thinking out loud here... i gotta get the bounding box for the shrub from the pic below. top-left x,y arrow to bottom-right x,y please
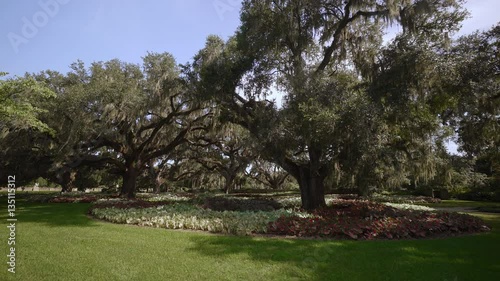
457,191 -> 495,201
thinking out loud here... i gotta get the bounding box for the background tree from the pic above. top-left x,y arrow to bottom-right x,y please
248,158 -> 290,190
0,73 -> 55,136
0,73 -> 61,186
46,53 -> 213,198
189,123 -> 255,193
445,23 -> 500,192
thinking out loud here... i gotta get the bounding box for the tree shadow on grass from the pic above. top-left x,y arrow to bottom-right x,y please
0,201 -> 97,227
188,222 -> 500,281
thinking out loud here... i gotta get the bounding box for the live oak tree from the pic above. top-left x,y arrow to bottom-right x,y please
445,23 -> 500,189
248,158 -> 290,190
451,24 -> 499,153
190,0 -> 466,209
28,68 -> 97,191
52,53 -> 212,198
368,38 -> 452,191
189,123 -> 255,193
159,156 -> 228,191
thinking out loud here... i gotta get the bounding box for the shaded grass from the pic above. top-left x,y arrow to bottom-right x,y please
189,212 -> 500,281
0,201 -> 499,280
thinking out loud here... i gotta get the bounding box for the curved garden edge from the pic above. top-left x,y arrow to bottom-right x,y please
86,198 -> 492,241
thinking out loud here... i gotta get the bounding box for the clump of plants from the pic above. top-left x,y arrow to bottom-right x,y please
89,199 -> 175,212
202,197 -> 282,212
274,195 -> 342,208
369,194 -> 441,204
50,195 -> 101,203
267,200 -> 490,239
140,193 -> 194,202
25,193 -> 112,203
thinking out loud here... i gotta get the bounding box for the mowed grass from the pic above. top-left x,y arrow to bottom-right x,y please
422,200 -> 500,209
0,201 -> 499,281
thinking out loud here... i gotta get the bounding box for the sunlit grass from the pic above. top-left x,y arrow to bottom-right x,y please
0,201 -> 499,281
422,200 -> 500,209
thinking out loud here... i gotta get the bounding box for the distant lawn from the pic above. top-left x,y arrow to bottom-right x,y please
421,199 -> 500,209
1,201 -> 499,281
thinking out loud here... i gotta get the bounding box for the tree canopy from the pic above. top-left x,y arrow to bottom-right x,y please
188,0 -> 469,209
1,1 -> 497,208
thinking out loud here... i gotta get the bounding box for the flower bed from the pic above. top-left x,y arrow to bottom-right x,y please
25,193 -> 116,203
202,197 -> 282,212
274,195 -> 341,208
49,195 -> 101,203
90,203 -> 300,235
89,199 -> 490,240
369,194 -> 441,204
268,200 -> 489,239
383,202 -> 436,211
140,193 -> 193,202
89,199 -> 175,212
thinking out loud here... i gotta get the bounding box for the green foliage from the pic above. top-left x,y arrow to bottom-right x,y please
0,73 -> 56,136
2,1 -> 494,211
248,158 -> 291,190
443,24 -> 500,198
189,0 -> 469,209
447,23 -> 500,156
26,53 -> 214,197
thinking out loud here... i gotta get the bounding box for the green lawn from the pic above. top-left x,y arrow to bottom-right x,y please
422,200 -> 500,209
1,201 -> 499,281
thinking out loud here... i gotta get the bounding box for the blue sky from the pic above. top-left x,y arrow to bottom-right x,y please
1,0 -> 242,77
1,0 -> 498,77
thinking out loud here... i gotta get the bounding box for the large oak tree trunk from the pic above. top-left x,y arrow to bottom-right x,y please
294,166 -> 326,210
153,174 -> 162,193
121,162 -> 140,199
280,147 -> 326,210
60,170 -> 76,193
148,165 -> 163,194
223,174 -> 236,194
